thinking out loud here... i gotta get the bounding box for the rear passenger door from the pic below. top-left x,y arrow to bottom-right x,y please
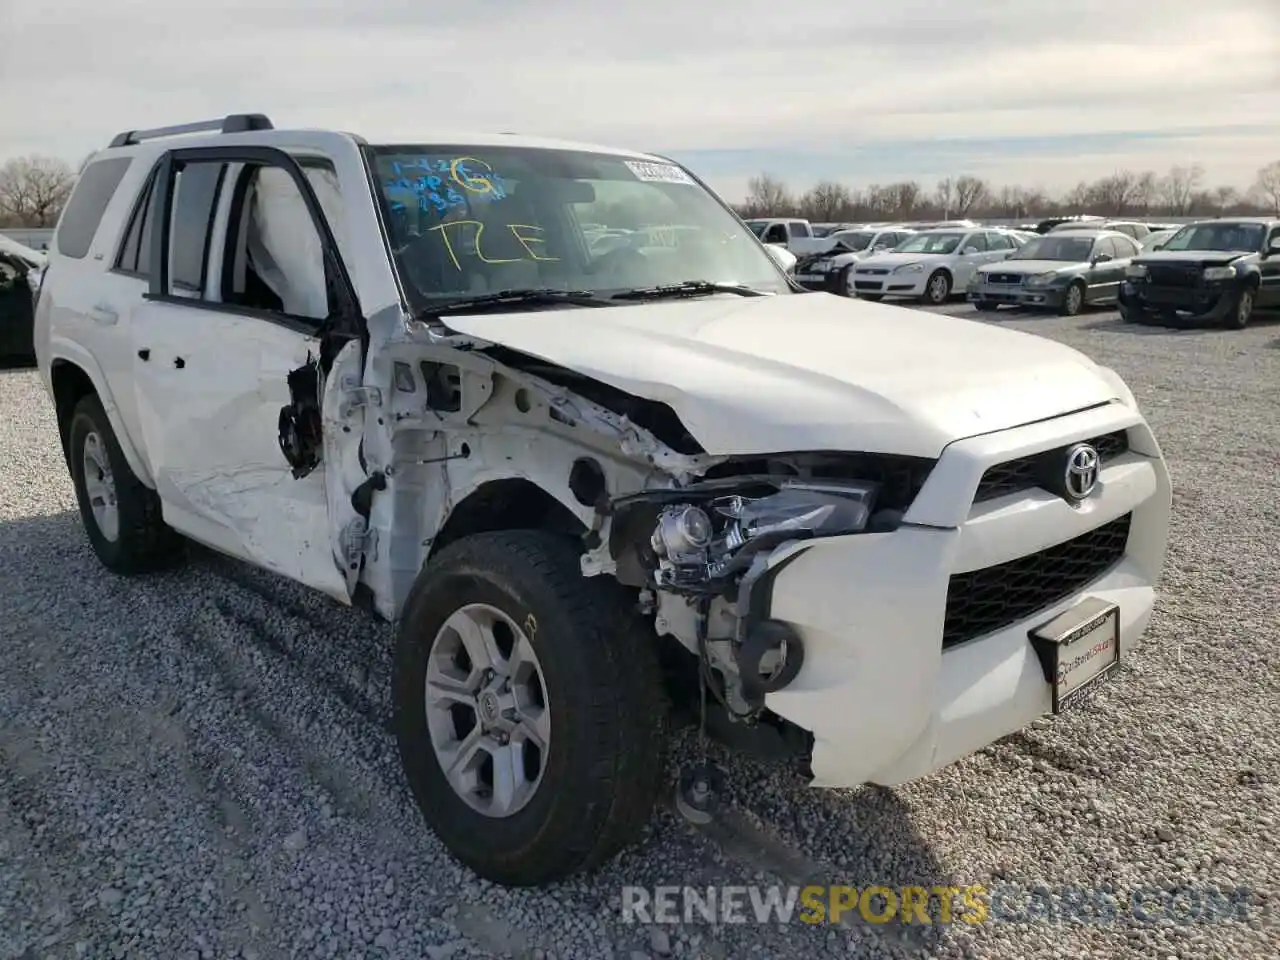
129,146 -> 364,601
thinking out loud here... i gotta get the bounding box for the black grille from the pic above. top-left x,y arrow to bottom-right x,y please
860,268 -> 891,276
942,513 -> 1132,649
974,431 -> 1129,504
985,273 -> 1024,285
1146,264 -> 1201,289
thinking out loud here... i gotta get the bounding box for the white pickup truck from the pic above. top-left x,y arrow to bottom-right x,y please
36,114 -> 1171,889
742,217 -> 834,257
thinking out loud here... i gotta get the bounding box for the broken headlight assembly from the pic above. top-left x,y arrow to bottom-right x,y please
648,481 -> 879,591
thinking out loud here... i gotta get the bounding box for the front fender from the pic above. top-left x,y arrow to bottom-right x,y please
47,337 -> 155,488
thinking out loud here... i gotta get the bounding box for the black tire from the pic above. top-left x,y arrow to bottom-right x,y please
67,394 -> 182,574
1059,280 -> 1086,317
835,265 -> 855,298
393,530 -> 667,886
859,293 -> 883,302
975,301 -> 999,313
922,270 -> 952,305
1228,284 -> 1256,329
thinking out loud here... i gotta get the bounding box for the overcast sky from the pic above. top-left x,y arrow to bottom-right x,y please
2,0 -> 1278,200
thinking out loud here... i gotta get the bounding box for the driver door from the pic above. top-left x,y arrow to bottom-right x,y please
1261,226 -> 1280,308
128,146 -> 365,602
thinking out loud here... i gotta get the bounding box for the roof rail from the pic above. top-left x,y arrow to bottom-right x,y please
108,113 -> 274,148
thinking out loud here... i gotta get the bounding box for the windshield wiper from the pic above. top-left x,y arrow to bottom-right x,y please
415,288 -> 611,320
611,280 -> 767,301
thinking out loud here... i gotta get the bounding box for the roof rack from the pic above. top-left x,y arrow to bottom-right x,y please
108,113 -> 274,148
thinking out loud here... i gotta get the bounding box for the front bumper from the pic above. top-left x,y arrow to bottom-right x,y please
794,271 -> 844,294
852,270 -> 928,297
757,402 -> 1171,788
968,282 -> 1066,309
1118,280 -> 1235,324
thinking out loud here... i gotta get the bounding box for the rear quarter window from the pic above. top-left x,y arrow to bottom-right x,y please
55,157 -> 133,260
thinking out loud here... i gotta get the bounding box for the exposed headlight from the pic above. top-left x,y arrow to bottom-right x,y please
647,481 -> 879,588
1024,272 -> 1059,287
1126,264 -> 1148,278
1204,265 -> 1236,281
893,263 -> 924,274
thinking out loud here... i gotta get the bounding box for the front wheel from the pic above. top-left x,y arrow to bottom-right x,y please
1059,280 -> 1086,316
1228,285 -> 1255,329
836,265 -> 855,297
922,270 -> 952,305
975,301 -> 999,313
393,530 -> 667,886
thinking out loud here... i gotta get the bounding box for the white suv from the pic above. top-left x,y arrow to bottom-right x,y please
35,114 -> 1172,887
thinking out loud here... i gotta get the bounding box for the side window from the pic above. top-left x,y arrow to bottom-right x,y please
1115,237 -> 1139,259
986,232 -> 1012,250
789,222 -> 811,238
55,157 -> 132,260
220,162 -> 337,322
114,171 -> 158,277
763,224 -> 787,244
963,233 -> 988,252
1266,227 -> 1280,250
1095,237 -> 1118,259
168,162 -> 227,294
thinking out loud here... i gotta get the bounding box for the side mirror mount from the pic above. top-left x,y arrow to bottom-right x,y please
960,246 -> 979,256
1092,253 -> 1114,264
1151,243 -> 1165,251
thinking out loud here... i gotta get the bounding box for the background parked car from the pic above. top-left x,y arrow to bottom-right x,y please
1050,219 -> 1151,241
851,227 -> 1019,304
967,229 -> 1142,316
0,234 -> 45,362
792,226 -> 918,294
1140,228 -> 1178,251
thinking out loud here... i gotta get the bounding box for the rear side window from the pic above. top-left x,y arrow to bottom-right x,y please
55,157 -> 132,260
115,171 -> 159,277
168,163 -> 228,292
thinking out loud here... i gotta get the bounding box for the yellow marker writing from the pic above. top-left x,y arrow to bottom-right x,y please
508,224 -> 560,262
450,157 -> 495,195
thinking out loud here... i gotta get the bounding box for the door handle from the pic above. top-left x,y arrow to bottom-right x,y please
137,349 -> 150,361
89,305 -> 117,325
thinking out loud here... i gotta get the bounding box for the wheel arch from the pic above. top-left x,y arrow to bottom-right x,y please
428,476 -> 590,563
48,350 -> 154,487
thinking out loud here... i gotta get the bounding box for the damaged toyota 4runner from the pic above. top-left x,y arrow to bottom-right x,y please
36,115 -> 1172,887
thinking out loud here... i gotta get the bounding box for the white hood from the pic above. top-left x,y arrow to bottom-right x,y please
442,294 -> 1121,459
856,251 -> 952,269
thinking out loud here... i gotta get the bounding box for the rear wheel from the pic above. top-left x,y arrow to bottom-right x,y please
393,530 -> 667,886
68,395 -> 182,574
923,270 -> 952,305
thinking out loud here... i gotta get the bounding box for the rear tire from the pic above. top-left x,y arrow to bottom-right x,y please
68,395 -> 183,574
393,530 -> 667,886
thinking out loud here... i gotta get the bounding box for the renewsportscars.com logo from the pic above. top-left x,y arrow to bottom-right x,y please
621,884 -> 1264,927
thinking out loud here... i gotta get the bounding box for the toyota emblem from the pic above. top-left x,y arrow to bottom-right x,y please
1062,443 -> 1100,501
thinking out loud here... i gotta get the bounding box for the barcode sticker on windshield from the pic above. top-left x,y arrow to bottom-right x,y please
625,161 -> 695,185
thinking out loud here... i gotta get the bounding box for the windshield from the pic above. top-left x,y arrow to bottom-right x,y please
1159,222 -> 1264,253
1010,236 -> 1095,261
832,231 -> 876,251
893,232 -> 966,254
366,146 -> 790,312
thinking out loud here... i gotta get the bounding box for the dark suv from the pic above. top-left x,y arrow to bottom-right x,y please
1118,219 -> 1280,328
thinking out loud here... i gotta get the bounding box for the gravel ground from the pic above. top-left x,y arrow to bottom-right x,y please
1,303 -> 1278,960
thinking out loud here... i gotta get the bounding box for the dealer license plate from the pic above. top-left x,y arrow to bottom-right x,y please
1028,597 -> 1120,714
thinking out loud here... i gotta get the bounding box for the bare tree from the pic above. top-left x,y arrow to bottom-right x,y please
743,173 -> 793,217
952,175 -> 989,216
1131,171 -> 1158,212
1090,171 -> 1142,215
0,155 -> 76,227
1157,164 -> 1205,215
885,181 -> 922,219
1253,161 -> 1280,215
1062,181 -> 1092,212
1211,186 -> 1239,214
802,181 -> 853,221
934,178 -> 954,217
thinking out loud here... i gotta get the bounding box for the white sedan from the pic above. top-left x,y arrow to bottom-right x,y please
792,227 -> 917,295
851,228 -> 1021,305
